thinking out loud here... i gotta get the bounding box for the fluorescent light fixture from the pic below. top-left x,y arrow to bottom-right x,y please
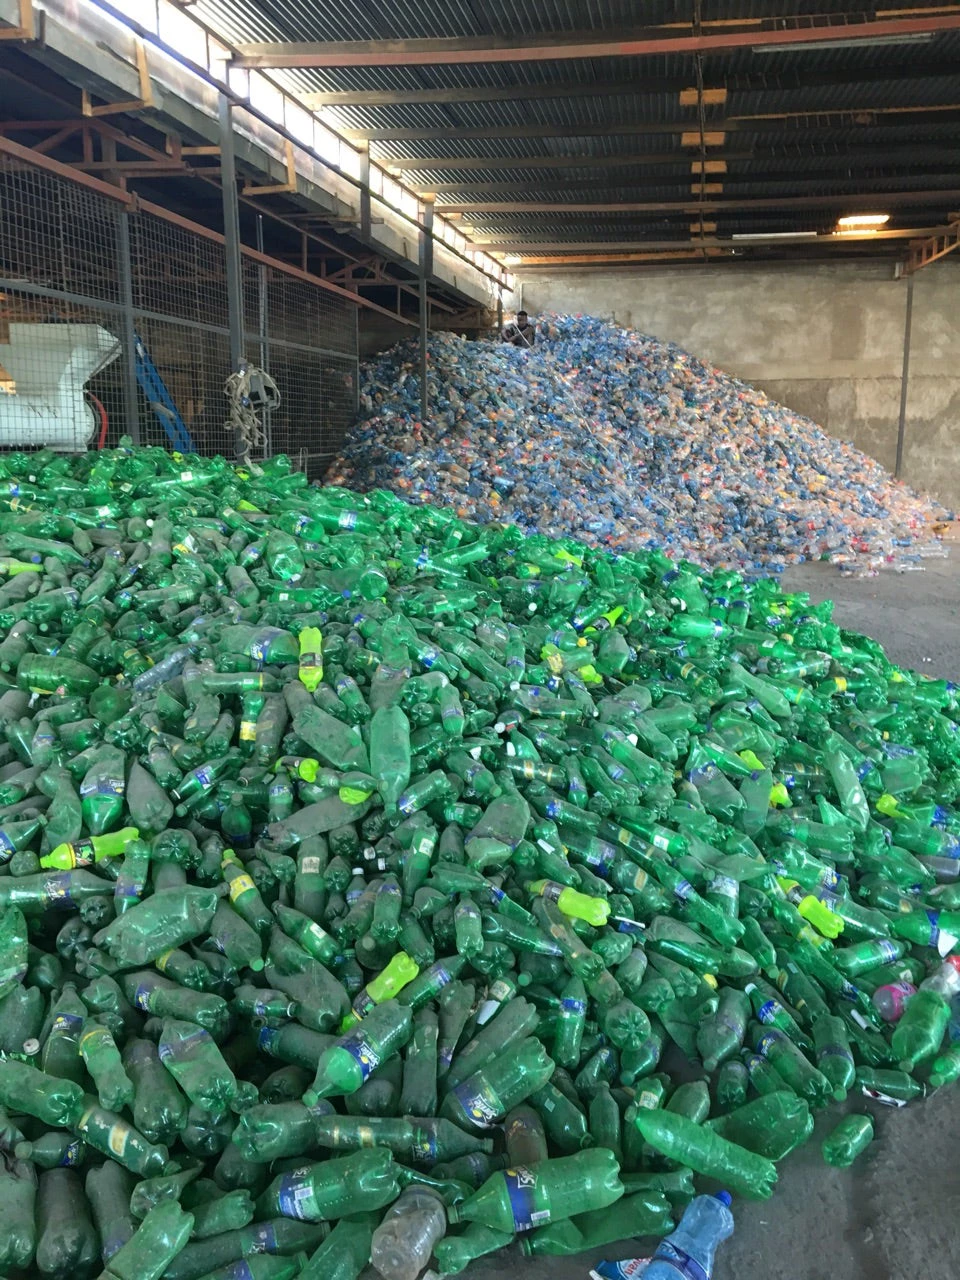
730,231 -> 819,241
751,31 -> 933,53
837,213 -> 890,227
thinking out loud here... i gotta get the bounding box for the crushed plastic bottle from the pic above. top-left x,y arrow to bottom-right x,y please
327,316 -> 947,573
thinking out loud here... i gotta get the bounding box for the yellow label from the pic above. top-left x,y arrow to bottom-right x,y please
155,949 -> 174,972
834,676 -> 847,692
239,721 -> 257,741
703,973 -> 718,989
108,1124 -> 129,1158
229,873 -> 256,902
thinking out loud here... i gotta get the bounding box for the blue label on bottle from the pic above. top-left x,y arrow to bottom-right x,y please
338,510 -> 358,530
673,879 -> 693,902
275,1173 -> 316,1221
412,1132 -> 438,1162
926,910 -> 941,947
59,1139 -> 84,1167
0,831 -> 15,856
257,1025 -> 281,1056
878,940 -> 901,963
246,1222 -> 278,1255
503,1166 -> 547,1232
42,874 -> 75,908
756,1031 -> 780,1059
756,999 -> 782,1025
52,1012 -> 83,1034
338,1030 -> 381,1081
451,1077 -> 502,1129
650,1242 -> 711,1280
818,1042 -> 854,1067
561,996 -> 586,1016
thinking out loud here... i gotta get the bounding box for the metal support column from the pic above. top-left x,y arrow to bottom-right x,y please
419,196 -> 434,426
895,273 -> 914,478
219,94 -> 246,457
117,210 -> 141,445
358,143 -> 371,241
496,288 -> 503,339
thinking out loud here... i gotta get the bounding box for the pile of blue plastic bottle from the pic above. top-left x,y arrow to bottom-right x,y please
327,314 -> 945,574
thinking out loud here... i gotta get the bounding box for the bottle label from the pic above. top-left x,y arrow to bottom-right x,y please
488,978 -> 512,1002
650,1242 -> 711,1280
300,856 -> 322,876
561,996 -> 586,1016
133,984 -> 154,1012
450,1077 -> 503,1129
673,879 -> 693,902
756,999 -> 783,1025
0,832 -> 14,857
338,1030 -> 382,1081
710,875 -> 738,900
107,1124 -> 129,1158
239,720 -> 257,741
229,873 -> 257,902
878,940 -> 901,963
59,1139 -> 84,1167
257,1025 -> 281,1056
818,1042 -> 854,1066
756,1031 -> 780,1059
158,1027 -> 210,1064
412,1131 -> 438,1162
503,1166 -> 549,1232
80,777 -> 124,797
275,1173 -> 319,1221
51,1012 -> 83,1035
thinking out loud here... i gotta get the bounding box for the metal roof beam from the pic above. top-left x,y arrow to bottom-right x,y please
436,190 -> 960,215
423,155 -> 960,194
476,228 -> 947,252
233,14 -> 960,68
302,61 -> 960,108
356,104 -> 960,142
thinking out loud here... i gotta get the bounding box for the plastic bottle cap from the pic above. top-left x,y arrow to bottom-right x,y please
715,1191 -> 733,1206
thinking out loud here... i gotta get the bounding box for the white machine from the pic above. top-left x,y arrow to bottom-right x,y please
0,322 -> 121,449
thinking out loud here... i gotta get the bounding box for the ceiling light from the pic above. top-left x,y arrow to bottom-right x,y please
837,213 -> 890,227
730,231 -> 819,241
751,32 -> 933,53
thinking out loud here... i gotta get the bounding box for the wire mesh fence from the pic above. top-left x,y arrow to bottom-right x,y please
0,153 -> 359,467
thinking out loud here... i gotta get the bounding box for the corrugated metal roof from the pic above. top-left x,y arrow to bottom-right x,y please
189,0 -> 960,260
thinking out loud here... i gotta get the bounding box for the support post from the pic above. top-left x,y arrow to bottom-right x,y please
219,94 -> 246,460
117,210 -> 140,446
496,289 -> 503,339
419,196 -> 434,427
895,273 -> 914,478
358,142 -> 371,240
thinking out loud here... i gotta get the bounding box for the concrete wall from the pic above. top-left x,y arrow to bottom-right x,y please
521,260 -> 960,509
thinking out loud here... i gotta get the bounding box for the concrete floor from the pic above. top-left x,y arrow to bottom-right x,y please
468,556 -> 960,1280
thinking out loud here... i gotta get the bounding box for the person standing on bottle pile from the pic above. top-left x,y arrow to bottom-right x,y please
502,310 -> 536,348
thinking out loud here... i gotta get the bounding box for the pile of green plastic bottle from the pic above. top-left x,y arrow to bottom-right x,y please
0,440 -> 957,1279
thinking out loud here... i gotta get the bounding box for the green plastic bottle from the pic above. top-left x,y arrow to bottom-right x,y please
634,1107 -> 777,1200
256,1148 -> 399,1222
447,1148 -> 622,1233
822,1113 -> 874,1167
304,1001 -> 413,1102
441,1037 -> 555,1133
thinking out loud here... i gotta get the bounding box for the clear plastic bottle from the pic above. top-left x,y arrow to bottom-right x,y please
643,1192 -> 734,1280
370,1185 -> 447,1280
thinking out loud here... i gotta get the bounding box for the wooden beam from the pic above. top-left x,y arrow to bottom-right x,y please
906,220 -> 960,272
232,14 -> 960,68
0,0 -> 33,42
242,139 -> 297,195
82,39 -> 155,117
